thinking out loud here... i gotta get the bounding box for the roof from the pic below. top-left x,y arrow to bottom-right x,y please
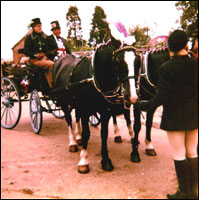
12,29 -> 33,50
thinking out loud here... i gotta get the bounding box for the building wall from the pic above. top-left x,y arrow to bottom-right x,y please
12,30 -> 32,64
12,40 -> 25,64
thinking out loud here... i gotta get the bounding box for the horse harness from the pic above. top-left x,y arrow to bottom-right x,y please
52,44 -> 157,108
62,43 -> 138,108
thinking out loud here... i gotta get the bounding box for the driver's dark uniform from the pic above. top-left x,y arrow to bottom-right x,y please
24,31 -> 54,88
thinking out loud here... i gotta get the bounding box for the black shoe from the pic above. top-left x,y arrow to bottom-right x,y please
187,157 -> 198,199
167,160 -> 189,199
167,190 -> 189,199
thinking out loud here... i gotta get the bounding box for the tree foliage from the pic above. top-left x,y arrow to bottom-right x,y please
88,6 -> 110,47
175,1 -> 198,39
129,25 -> 151,47
66,6 -> 83,47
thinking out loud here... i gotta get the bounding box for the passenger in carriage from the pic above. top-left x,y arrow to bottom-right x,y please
136,30 -> 198,199
24,18 -> 54,88
46,20 -> 71,61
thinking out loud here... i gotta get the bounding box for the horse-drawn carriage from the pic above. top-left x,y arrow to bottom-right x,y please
1,50 -> 65,134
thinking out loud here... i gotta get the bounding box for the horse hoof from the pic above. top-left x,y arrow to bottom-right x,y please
145,149 -> 157,156
69,145 -> 78,152
114,136 -> 122,143
101,159 -> 114,171
76,139 -> 83,146
130,152 -> 141,163
78,165 -> 90,174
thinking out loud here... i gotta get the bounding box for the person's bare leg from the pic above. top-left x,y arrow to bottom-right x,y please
185,129 -> 198,158
185,129 -> 198,199
167,131 -> 189,199
167,131 -> 186,160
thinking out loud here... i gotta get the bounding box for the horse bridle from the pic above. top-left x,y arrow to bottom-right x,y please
112,45 -> 138,82
90,44 -> 138,108
112,45 -> 140,109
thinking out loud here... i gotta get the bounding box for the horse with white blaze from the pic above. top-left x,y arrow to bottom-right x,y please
52,21 -> 138,173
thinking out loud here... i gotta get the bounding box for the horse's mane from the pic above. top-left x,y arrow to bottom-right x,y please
94,42 -> 120,92
147,46 -> 170,85
148,46 -> 169,55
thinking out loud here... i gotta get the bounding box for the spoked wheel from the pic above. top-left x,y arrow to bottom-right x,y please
89,112 -> 101,127
45,100 -> 65,119
30,90 -> 42,134
1,77 -> 22,129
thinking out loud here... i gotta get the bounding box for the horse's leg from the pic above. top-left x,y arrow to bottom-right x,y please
112,114 -> 122,143
131,107 -> 141,162
101,112 -> 113,170
145,109 -> 157,156
101,112 -> 113,171
78,114 -> 90,174
75,109 -> 83,146
124,108 -> 134,139
63,108 -> 78,153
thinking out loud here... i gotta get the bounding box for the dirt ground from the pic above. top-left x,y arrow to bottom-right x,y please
1,101 -> 178,199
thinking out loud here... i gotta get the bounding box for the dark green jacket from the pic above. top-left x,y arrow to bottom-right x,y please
138,55 -> 198,131
24,31 -> 49,59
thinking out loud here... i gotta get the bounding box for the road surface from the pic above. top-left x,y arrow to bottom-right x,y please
1,101 -> 178,199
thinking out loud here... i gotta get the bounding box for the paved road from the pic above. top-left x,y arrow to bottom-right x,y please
1,102 -> 177,199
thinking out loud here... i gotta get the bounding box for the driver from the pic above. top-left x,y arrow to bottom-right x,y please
46,20 -> 71,61
24,18 -> 54,88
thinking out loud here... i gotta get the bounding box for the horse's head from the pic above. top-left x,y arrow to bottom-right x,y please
94,36 -> 138,105
111,38 -> 139,104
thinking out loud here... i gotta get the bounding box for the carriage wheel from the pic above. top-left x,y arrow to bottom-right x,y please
1,77 -> 22,129
45,100 -> 65,119
89,112 -> 101,127
30,90 -> 42,134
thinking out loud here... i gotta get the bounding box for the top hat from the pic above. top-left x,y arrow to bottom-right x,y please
168,30 -> 188,52
30,18 -> 42,27
51,21 -> 61,31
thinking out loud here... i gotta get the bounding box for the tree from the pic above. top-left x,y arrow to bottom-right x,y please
175,1 -> 198,39
129,25 -> 151,47
66,6 -> 83,48
66,38 -> 88,52
88,6 -> 110,47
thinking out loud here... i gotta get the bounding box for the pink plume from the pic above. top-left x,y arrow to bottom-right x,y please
114,22 -> 128,37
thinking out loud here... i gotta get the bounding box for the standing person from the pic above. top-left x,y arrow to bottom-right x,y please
135,30 -> 198,199
24,18 -> 54,88
46,20 -> 71,61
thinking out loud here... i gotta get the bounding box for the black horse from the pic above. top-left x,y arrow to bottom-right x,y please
111,47 -> 171,162
53,36 -> 138,173
110,53 -> 142,143
131,47 -> 170,162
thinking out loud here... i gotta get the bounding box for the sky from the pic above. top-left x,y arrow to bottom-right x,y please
1,1 -> 182,59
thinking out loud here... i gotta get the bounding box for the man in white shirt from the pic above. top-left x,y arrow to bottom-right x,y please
46,20 -> 71,61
